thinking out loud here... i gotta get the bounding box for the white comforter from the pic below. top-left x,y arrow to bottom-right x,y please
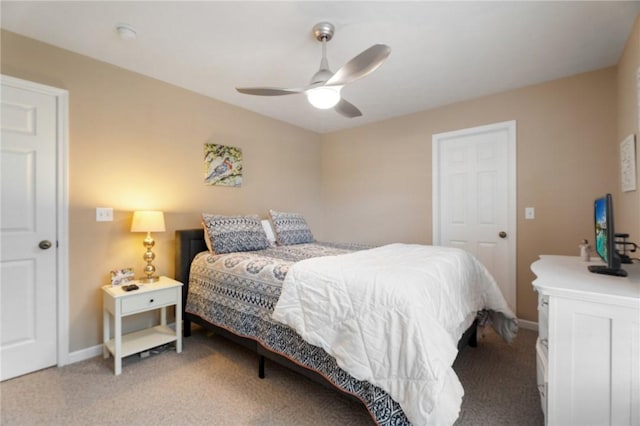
271,243 -> 517,425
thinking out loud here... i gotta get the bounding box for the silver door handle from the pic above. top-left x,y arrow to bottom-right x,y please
499,231 -> 507,239
39,240 -> 52,250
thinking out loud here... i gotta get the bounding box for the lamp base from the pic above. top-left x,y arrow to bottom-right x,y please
137,276 -> 159,283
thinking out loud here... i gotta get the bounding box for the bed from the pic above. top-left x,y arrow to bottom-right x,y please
175,213 -> 517,425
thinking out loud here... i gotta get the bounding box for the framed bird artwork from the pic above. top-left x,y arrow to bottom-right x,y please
204,143 -> 243,187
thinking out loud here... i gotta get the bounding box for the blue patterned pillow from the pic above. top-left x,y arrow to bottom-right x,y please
269,210 -> 315,245
202,214 -> 270,254
201,221 -> 214,254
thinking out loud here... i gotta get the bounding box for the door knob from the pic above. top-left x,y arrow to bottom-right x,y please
498,231 -> 507,239
39,240 -> 52,250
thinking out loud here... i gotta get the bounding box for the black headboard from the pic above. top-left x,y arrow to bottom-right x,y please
174,229 -> 207,312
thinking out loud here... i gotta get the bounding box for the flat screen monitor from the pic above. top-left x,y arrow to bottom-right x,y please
588,193 -> 627,277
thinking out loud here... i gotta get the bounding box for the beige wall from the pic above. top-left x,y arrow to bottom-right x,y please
616,16 -> 640,239
321,68 -> 619,322
1,30 -> 323,352
2,18 -> 638,353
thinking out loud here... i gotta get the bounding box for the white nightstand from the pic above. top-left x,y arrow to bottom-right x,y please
102,276 -> 183,375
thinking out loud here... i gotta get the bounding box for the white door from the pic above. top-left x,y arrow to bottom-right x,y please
1,79 -> 59,380
432,121 -> 516,312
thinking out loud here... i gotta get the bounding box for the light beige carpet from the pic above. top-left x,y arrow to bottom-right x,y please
1,326 -> 543,425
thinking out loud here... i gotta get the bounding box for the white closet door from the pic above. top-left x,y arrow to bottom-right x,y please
433,121 -> 517,312
1,80 -> 59,380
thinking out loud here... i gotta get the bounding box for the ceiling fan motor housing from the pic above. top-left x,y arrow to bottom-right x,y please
312,22 -> 334,42
310,22 -> 336,84
310,68 -> 333,85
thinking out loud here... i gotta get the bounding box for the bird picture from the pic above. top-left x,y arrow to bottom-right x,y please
204,143 -> 243,187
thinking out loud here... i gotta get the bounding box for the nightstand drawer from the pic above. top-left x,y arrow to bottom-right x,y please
121,288 -> 177,314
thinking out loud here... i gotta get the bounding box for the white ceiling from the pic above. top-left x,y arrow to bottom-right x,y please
2,1 -> 639,134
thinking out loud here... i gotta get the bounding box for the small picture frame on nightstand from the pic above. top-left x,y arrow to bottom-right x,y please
110,268 -> 135,286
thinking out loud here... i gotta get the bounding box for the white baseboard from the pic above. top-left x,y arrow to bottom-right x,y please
66,344 -> 103,365
518,318 -> 538,331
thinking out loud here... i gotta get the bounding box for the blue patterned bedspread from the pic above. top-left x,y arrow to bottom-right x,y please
185,242 -> 410,425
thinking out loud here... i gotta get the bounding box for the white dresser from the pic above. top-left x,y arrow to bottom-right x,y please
531,255 -> 640,426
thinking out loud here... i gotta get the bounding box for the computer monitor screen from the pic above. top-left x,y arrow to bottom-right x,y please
594,196 -> 608,262
589,193 -> 626,277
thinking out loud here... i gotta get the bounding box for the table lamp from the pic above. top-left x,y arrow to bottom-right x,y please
130,210 -> 165,283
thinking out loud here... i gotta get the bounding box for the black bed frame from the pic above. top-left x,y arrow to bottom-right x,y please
174,229 -> 477,401
175,229 -> 361,390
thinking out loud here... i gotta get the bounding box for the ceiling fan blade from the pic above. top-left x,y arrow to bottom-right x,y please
326,44 -> 391,86
334,98 -> 362,118
235,87 -> 303,96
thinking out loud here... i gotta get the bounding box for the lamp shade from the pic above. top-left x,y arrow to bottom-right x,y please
306,86 -> 341,109
131,210 -> 165,233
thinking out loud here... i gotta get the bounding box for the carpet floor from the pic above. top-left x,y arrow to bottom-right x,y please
1,326 -> 543,425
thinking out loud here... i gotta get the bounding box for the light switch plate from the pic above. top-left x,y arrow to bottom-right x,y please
525,207 -> 535,220
96,207 -> 114,222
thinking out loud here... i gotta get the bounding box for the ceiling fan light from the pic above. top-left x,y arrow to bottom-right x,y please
306,86 -> 341,109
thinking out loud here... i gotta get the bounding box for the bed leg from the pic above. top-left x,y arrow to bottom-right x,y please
258,355 -> 265,379
469,325 -> 478,348
183,319 -> 192,337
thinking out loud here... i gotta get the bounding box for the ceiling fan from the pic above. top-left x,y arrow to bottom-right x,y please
236,22 -> 391,118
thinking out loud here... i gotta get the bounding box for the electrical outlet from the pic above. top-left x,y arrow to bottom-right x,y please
96,207 -> 114,222
525,207 -> 535,220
